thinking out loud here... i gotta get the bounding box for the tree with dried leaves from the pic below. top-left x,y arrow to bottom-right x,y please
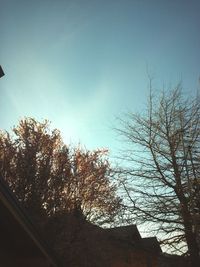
116,85 -> 200,266
0,118 -> 121,226
65,148 -> 121,225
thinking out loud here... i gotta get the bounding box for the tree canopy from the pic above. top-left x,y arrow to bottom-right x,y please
0,118 -> 121,226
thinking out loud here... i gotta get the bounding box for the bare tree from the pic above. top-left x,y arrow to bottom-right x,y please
116,85 -> 200,266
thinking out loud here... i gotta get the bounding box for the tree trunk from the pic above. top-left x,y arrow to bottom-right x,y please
182,210 -> 200,267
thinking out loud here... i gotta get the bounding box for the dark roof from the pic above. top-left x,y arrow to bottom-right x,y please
104,225 -> 141,245
103,225 -> 162,254
0,175 -> 60,266
141,237 -> 162,253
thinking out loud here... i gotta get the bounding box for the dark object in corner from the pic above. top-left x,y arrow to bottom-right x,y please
0,65 -> 5,78
0,174 -> 60,267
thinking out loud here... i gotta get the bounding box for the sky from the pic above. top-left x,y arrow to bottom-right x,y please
1,0 -> 200,157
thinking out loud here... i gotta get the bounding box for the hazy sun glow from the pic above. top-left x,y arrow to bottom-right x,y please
1,0 -> 200,154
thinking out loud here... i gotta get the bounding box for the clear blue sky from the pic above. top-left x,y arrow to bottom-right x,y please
1,0 -> 200,155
